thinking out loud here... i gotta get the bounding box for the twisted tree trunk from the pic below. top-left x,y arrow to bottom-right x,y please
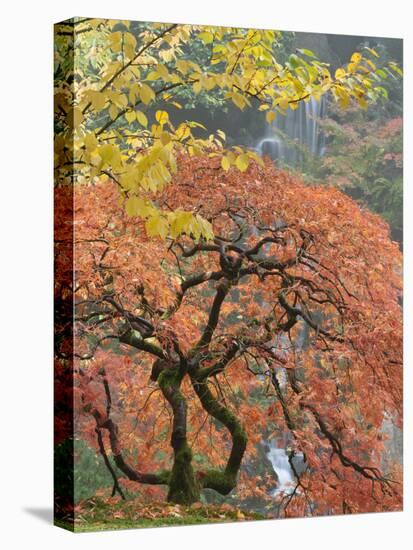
190,372 -> 248,494
158,364 -> 200,504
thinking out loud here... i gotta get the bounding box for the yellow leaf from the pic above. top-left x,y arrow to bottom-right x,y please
84,133 -> 98,152
176,124 -> 191,141
350,52 -> 362,63
124,43 -> 135,59
176,60 -> 189,75
155,110 -> 169,125
196,215 -> 214,241
266,111 -> 276,124
235,153 -> 249,172
90,91 -> 106,111
170,210 -> 193,237
128,83 -> 141,103
156,64 -> 169,79
98,144 -> 121,168
198,31 -> 213,44
335,68 -> 346,80
125,196 -> 152,217
146,214 -> 169,239
221,156 -> 231,171
109,104 -> 118,120
278,97 -> 289,110
108,31 -> 122,53
136,111 -> 148,127
158,162 -> 171,184
98,144 -> 113,163
125,196 -> 139,217
146,71 -> 160,81
232,92 -> 247,110
365,47 -> 379,58
140,84 -> 155,105
73,107 -> 84,128
124,32 -> 137,50
193,81 -> 202,94
160,131 -> 171,145
125,111 -> 135,123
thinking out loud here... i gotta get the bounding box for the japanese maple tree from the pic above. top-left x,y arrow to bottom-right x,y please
55,154 -> 402,516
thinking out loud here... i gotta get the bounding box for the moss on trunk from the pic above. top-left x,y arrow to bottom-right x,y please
191,375 -> 247,494
158,364 -> 200,504
167,444 -> 201,504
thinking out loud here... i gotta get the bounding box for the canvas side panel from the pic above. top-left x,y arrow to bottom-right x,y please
54,18 -> 76,532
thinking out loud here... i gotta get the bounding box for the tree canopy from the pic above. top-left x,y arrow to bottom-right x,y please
55,154 -> 402,516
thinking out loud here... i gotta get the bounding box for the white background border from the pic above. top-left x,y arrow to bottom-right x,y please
0,1 -> 411,548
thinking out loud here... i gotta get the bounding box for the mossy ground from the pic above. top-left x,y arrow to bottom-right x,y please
55,497 -> 266,532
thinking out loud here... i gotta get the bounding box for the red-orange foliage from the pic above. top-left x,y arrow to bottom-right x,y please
55,154 -> 402,517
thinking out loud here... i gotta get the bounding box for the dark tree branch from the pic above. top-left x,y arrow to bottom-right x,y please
95,427 -> 126,500
306,404 -> 396,490
119,330 -> 166,359
166,270 -> 224,316
196,340 -> 240,380
102,296 -> 154,337
193,280 -> 231,353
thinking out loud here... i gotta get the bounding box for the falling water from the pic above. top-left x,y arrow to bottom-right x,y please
267,445 -> 295,496
256,96 -> 326,166
267,442 -> 307,496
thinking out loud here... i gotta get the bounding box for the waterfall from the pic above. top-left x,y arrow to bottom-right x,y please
267,445 -> 295,496
256,96 -> 326,166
